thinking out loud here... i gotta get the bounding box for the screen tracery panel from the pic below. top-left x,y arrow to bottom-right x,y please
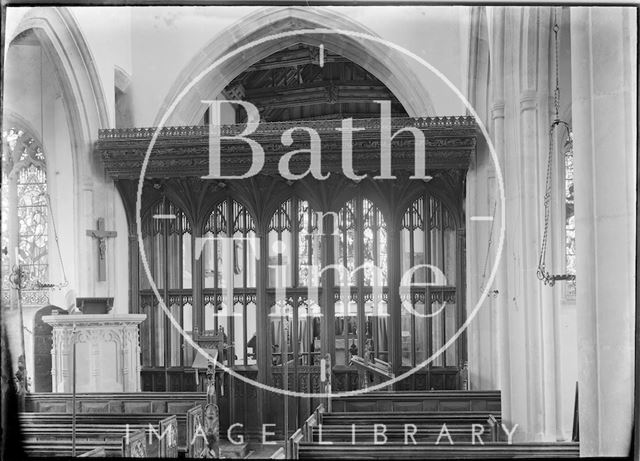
268,198 -> 322,370
202,198 -> 257,366
400,193 -> 459,369
334,197 -> 388,366
139,199 -> 192,368
133,183 -> 465,392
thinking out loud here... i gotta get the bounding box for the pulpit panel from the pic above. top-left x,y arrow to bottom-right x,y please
43,314 -> 146,392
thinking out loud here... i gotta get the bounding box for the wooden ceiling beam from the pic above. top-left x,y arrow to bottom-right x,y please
245,83 -> 396,109
245,48 -> 347,72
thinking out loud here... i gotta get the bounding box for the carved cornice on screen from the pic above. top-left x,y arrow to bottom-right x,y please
96,116 -> 477,179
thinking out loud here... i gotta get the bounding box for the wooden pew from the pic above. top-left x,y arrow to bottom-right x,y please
310,424 -> 495,444
186,404 -> 204,458
330,390 -> 502,414
289,428 -> 305,459
22,438 -> 124,457
21,415 -> 173,457
123,428 -> 148,457
319,411 -> 501,427
297,441 -> 581,459
20,412 -> 187,439
159,414 -> 179,458
287,404 -> 325,458
25,392 -> 204,414
22,429 -> 153,458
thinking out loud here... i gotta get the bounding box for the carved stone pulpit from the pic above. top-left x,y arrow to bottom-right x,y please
43,314 -> 146,392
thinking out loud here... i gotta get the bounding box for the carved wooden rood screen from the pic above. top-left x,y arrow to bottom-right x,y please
96,116 -> 476,433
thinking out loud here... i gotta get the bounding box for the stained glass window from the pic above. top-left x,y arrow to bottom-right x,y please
1,128 -> 49,306
564,139 -> 576,298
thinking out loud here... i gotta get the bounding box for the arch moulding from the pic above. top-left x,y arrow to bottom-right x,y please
156,6 -> 435,126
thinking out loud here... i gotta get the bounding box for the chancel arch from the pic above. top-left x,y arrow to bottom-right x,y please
156,6 -> 435,126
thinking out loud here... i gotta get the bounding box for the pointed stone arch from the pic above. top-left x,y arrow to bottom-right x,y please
156,6 -> 435,126
8,6 -> 109,179
7,7 -> 119,304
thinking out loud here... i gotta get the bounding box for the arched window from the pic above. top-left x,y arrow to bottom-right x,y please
334,197 -> 388,366
564,144 -> 576,298
202,199 -> 257,366
1,128 -> 49,307
139,199 -> 192,368
400,194 -> 458,368
268,198 -> 322,368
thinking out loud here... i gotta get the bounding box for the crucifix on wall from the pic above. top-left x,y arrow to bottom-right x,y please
86,218 -> 117,281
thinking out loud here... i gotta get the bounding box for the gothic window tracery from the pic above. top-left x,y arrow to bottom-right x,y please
1,128 -> 49,307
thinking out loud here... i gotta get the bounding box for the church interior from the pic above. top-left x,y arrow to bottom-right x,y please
1,5 -> 636,459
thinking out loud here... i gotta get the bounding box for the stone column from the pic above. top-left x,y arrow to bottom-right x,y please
497,6 -> 562,442
487,5 -> 512,430
570,7 -> 636,457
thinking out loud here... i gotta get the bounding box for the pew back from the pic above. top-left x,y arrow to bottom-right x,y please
25,392 -> 203,414
159,414 -> 179,458
123,428 -> 147,457
187,404 -> 204,458
330,391 -> 501,414
297,442 -> 580,459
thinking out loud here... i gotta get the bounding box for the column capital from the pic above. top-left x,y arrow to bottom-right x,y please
519,91 -> 538,111
491,102 -> 505,120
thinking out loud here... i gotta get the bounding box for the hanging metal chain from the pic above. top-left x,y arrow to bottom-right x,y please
553,24 -> 561,121
479,201 -> 499,298
537,17 -> 576,286
35,192 -> 69,289
481,202 -> 497,279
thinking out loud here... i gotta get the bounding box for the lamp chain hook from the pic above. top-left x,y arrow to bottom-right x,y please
537,13 -> 576,287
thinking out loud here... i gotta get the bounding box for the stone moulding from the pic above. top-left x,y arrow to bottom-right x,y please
95,116 -> 477,179
43,314 -> 146,393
